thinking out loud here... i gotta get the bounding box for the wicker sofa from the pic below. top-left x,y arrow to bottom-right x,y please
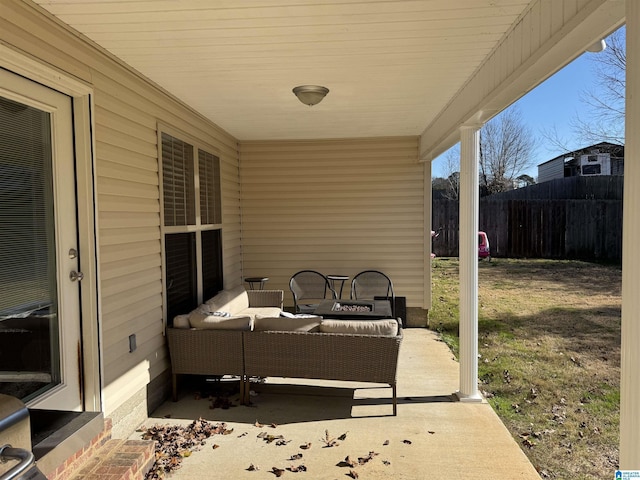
167,288 -> 402,415
243,319 -> 403,415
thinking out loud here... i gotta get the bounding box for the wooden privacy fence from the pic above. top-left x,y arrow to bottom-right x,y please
432,198 -> 622,262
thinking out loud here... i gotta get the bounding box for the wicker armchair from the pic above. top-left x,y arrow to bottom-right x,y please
166,288 -> 284,402
167,328 -> 245,401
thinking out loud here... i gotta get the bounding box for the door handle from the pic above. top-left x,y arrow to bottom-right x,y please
69,271 -> 84,282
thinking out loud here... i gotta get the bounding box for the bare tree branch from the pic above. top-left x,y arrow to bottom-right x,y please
577,27 -> 625,144
479,105 -> 538,195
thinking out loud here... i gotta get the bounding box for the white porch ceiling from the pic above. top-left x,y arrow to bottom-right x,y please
31,1 -> 588,142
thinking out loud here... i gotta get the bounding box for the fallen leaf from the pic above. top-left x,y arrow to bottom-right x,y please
271,467 -> 285,477
348,469 -> 359,479
383,440 -> 390,446
383,460 -> 391,466
428,431 -> 435,435
300,442 -> 312,450
210,396 -> 236,410
212,444 -> 220,449
270,423 -> 279,428
402,439 -> 412,445
343,456 -> 358,468
247,463 -> 260,471
357,451 -> 379,465
263,434 -> 285,444
338,432 -> 348,441
287,464 -> 307,472
255,421 -> 264,428
289,453 -> 303,461
322,429 -> 338,447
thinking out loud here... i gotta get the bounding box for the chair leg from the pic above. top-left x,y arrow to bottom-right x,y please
243,376 -> 251,405
239,375 -> 245,405
392,384 -> 397,416
172,373 -> 178,402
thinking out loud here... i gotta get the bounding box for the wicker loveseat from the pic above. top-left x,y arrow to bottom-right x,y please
243,318 -> 403,415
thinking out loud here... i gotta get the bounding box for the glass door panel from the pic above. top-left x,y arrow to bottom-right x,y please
0,68 -> 81,410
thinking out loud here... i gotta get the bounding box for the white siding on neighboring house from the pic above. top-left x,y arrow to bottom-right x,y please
239,137 -> 427,309
1,1 -> 241,434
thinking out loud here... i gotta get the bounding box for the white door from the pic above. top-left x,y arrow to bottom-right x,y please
0,68 -> 82,410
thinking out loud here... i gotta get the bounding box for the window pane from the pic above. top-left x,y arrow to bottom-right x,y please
165,233 -> 197,324
198,150 -> 221,225
202,230 -> 223,300
0,96 -> 59,401
162,133 -> 195,226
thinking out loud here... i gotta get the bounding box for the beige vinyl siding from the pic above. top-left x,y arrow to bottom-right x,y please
93,83 -> 240,415
2,1 -> 241,420
239,137 -> 426,308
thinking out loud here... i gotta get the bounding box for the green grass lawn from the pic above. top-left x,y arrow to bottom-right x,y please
429,258 -> 621,480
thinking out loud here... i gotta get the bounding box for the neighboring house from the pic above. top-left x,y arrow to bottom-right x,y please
2,0 -> 640,476
537,142 -> 625,183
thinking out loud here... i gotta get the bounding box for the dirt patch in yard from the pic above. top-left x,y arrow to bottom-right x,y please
430,258 -> 621,480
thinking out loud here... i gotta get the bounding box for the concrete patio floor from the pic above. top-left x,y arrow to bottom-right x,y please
135,329 -> 541,479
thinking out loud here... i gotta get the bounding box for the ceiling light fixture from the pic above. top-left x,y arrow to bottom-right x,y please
293,85 -> 329,106
586,39 -> 607,53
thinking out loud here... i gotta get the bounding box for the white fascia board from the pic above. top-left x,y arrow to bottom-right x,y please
419,0 -> 625,163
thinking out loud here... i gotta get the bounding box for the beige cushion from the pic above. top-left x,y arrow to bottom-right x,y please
173,314 -> 191,329
204,290 -> 232,313
189,310 -> 253,330
253,315 -> 322,332
244,307 -> 282,320
319,318 -> 399,336
206,285 -> 248,314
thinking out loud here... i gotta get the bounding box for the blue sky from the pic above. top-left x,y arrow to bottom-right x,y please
431,49 -> 605,179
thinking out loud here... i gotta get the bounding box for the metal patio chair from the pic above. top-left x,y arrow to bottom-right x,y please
289,270 -> 336,314
350,270 -> 396,318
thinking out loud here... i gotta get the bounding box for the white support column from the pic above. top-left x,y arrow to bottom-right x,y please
424,160 -> 433,312
456,126 -> 483,402
621,1 -> 640,468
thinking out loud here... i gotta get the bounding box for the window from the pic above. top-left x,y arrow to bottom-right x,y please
581,164 -> 602,175
161,131 -> 223,324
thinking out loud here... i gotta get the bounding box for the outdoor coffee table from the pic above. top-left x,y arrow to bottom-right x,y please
313,299 -> 392,319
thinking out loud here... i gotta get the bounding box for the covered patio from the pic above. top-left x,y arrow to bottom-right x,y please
2,1 -> 640,477
134,328 -> 540,479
